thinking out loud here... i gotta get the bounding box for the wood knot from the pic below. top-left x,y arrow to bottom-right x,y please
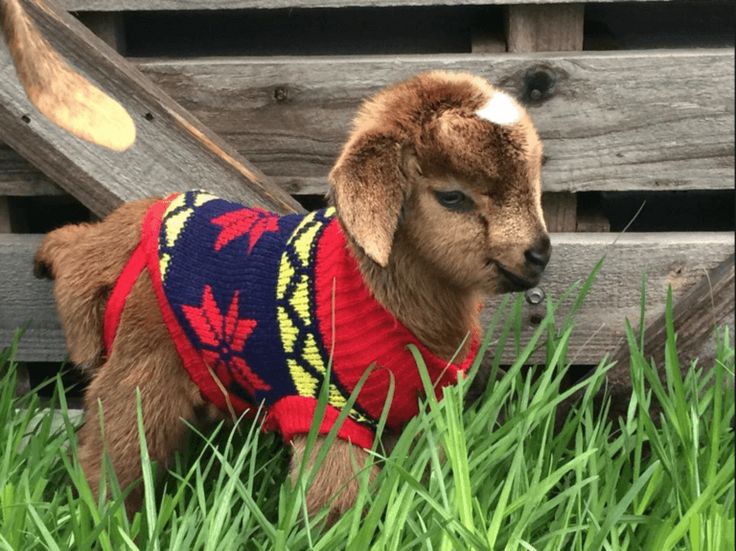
522,66 -> 557,104
273,87 -> 288,103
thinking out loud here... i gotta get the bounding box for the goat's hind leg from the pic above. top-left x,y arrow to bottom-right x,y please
76,272 -> 202,514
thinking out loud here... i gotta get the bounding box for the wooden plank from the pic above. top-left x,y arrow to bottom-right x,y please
0,145 -> 64,196
0,198 -> 10,232
506,4 -> 585,52
542,193 -> 577,232
506,4 -> 584,227
0,0 -> 302,217
2,50 -> 731,197
0,235 -> 61,362
54,0 -> 703,11
484,232 -> 734,363
471,25 -> 505,54
136,50 -> 733,195
3,232 -> 732,363
0,160 -> 33,395
576,208 -> 610,232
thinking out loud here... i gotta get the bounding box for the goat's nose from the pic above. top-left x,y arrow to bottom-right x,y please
524,235 -> 551,271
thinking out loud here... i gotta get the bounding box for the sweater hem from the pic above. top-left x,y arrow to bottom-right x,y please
265,395 -> 376,450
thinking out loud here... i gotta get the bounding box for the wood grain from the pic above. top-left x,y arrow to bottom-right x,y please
0,198 -> 10,232
55,0 -> 698,11
506,4 -> 585,52
512,9 -> 585,229
576,208 -> 611,232
128,50 -> 736,195
543,193 -> 577,232
3,232 -> 732,363
560,253 -> 734,421
3,50 -> 732,197
0,145 -> 64,195
609,254 -> 734,394
0,0 -> 302,216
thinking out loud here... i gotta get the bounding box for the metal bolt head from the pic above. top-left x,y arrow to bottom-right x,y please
525,287 -> 545,305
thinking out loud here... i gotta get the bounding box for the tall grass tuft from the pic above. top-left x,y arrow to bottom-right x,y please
0,285 -> 733,550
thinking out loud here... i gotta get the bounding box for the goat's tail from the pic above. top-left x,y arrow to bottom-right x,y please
34,223 -> 108,372
33,199 -> 156,372
33,224 -> 88,280
0,0 -> 136,151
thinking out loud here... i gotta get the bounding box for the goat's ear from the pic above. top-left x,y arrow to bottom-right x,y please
329,134 -> 416,267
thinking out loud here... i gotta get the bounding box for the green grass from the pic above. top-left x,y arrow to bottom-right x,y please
0,288 -> 733,550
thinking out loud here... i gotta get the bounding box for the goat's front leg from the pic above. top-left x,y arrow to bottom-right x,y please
289,435 -> 377,523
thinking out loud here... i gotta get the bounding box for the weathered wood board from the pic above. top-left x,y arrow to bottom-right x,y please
55,0 -> 702,10
141,50 -> 735,195
0,146 -> 63,196
506,4 -> 585,52
0,0 -> 302,216
601,253 -> 735,418
3,49 -> 731,197
2,232 -> 732,363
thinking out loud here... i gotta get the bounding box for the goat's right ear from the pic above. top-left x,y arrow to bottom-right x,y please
329,134 -> 415,267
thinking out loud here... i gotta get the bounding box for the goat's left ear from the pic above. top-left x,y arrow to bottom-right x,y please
329,133 -> 417,267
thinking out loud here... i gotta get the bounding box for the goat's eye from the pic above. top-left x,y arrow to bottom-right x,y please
434,190 -> 474,211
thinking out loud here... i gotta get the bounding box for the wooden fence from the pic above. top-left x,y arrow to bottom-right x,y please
0,0 -> 733,396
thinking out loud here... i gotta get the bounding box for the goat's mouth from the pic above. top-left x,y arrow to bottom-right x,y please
494,263 -> 538,291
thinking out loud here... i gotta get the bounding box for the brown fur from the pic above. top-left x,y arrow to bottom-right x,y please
34,71 -> 548,521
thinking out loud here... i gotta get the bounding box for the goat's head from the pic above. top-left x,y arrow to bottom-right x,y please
329,71 -> 550,295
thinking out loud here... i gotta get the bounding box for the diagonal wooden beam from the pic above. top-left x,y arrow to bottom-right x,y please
557,253 -> 735,425
0,0 -> 302,216
605,253 -> 735,419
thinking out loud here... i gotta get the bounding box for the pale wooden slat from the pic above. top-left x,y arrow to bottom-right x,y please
506,4 -> 585,53
2,232 -> 732,363
542,193 -> 577,232
55,0 -> 699,11
0,0 -> 302,217
507,4 -> 585,228
2,50 -> 732,197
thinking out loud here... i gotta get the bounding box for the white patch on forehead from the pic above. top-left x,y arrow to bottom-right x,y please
475,92 -> 521,126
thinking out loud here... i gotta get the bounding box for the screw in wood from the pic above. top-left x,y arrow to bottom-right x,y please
525,287 -> 545,305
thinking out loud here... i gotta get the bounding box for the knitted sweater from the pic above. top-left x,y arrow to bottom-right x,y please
104,191 -> 479,449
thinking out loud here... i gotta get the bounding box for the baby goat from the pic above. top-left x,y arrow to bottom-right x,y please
35,71 -> 550,520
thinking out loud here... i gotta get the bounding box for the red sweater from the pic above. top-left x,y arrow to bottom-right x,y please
104,192 -> 479,449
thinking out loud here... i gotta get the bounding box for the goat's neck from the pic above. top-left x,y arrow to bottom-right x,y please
348,232 -> 482,362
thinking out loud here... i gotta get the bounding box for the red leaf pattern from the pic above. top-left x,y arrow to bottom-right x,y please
182,285 -> 271,395
211,208 -> 279,253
